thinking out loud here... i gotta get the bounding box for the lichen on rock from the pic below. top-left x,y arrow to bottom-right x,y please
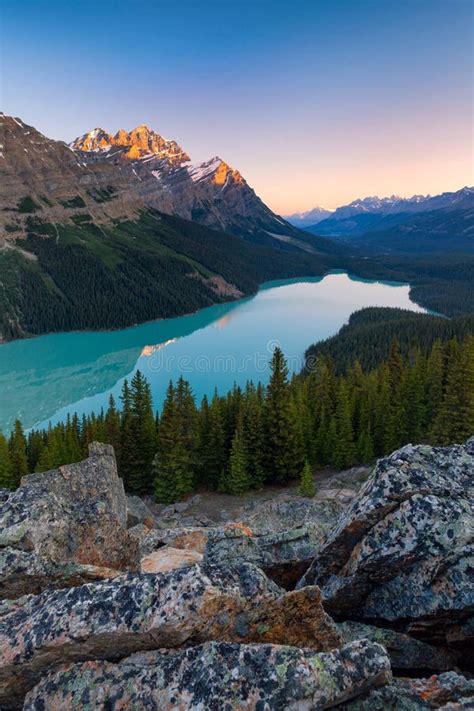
298,439 -> 474,651
23,639 -> 392,711
0,562 -> 341,706
0,443 -> 139,600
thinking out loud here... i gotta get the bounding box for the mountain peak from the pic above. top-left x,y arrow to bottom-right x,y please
131,123 -> 156,135
284,206 -> 333,227
71,124 -> 190,164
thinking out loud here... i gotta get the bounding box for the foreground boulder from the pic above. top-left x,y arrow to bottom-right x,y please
298,439 -> 474,652
125,494 -> 156,529
0,563 -> 341,707
204,521 -> 328,589
0,443 -> 139,599
338,621 -> 458,673
23,639 -> 391,710
130,515 -> 332,589
341,671 -> 474,709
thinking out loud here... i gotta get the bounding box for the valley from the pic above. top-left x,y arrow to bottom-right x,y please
2,3 -> 474,709
2,114 -> 472,344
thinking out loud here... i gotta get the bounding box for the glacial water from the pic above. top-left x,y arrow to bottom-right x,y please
0,272 -> 426,433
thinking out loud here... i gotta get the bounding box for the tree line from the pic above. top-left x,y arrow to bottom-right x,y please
305,307 -> 474,374
0,335 -> 472,502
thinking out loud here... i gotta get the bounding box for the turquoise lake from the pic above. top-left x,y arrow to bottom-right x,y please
0,272 -> 426,433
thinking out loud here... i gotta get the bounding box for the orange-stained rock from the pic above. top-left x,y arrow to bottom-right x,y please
0,563 -> 341,707
171,529 -> 209,553
225,521 -> 253,537
140,547 -> 203,573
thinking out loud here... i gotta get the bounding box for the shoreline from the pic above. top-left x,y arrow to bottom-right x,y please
0,268 -> 428,348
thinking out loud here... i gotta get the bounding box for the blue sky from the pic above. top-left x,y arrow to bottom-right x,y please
1,0 -> 472,212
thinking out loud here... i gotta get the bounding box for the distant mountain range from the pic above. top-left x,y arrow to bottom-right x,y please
1,113 -> 472,340
284,206 -> 333,228
289,188 -> 474,253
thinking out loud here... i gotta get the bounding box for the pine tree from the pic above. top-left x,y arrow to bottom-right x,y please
373,364 -> 392,455
426,339 -> 445,430
402,348 -> 427,443
459,335 -> 474,438
356,426 -> 374,463
223,384 -> 243,452
154,380 -> 195,503
385,339 -> 405,451
219,414 -> 250,494
175,376 -> 198,465
263,347 -> 304,482
0,432 -> 14,488
154,382 -> 178,503
307,356 -> 335,465
387,338 -> 403,388
26,430 -> 45,472
242,383 -> 265,488
292,383 -> 314,466
104,395 -> 121,460
333,380 -> 356,468
430,340 -> 464,444
36,426 -> 65,472
125,370 -> 156,493
9,419 -> 28,487
197,393 -> 226,489
298,460 -> 315,497
63,414 -> 82,463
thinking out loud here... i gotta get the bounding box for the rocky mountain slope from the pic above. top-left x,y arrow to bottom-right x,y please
1,438 -> 472,709
0,113 -> 351,341
1,113 -> 299,245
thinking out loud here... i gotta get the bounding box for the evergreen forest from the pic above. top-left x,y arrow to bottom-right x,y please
1,332 -> 472,503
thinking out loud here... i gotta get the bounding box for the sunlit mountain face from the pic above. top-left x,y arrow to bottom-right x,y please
1,113 -> 297,248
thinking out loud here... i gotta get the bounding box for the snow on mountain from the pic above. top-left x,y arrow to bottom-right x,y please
1,114 -> 298,244
328,188 -> 474,221
187,157 -> 225,183
309,187 -> 474,238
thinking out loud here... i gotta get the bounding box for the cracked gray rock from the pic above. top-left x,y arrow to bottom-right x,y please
298,439 -> 474,652
0,562 -> 341,708
23,639 -> 391,710
0,443 -> 139,600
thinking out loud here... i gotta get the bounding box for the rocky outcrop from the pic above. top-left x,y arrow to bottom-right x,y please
125,494 -> 156,529
0,563 -> 341,707
71,125 -> 190,164
129,498 -> 345,588
204,522 -> 327,589
2,439 -> 473,708
338,621 -> 458,673
341,671 -> 474,710
298,439 -> 474,652
128,524 -> 209,556
0,443 -> 139,599
129,517 -> 327,586
23,640 -> 391,711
